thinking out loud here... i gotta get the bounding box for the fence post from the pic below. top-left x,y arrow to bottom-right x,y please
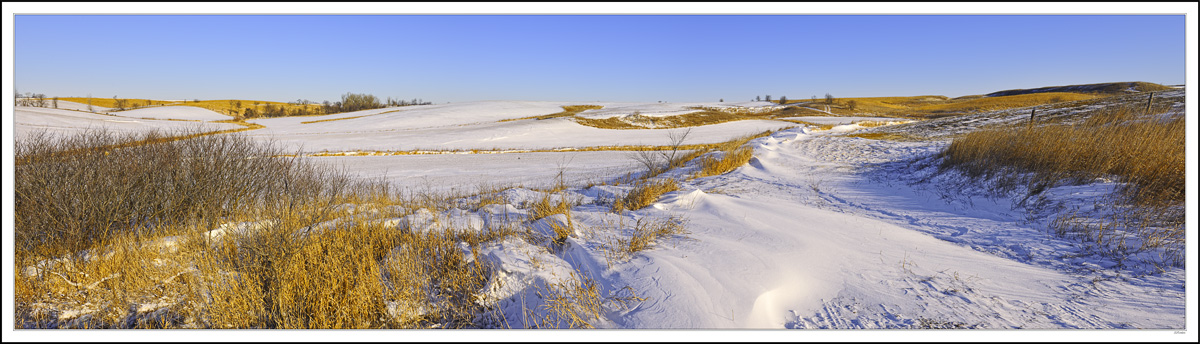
1028,108 -> 1036,129
1144,92 -> 1155,113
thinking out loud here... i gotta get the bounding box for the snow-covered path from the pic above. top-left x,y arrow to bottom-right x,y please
606,128 -> 1185,329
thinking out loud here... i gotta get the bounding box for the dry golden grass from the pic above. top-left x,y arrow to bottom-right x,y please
524,271 -> 644,329
59,97 -> 175,109
842,132 -> 924,141
180,99 -> 324,118
911,92 -> 1099,114
572,106 -> 815,130
599,216 -> 688,266
611,179 -> 679,213
987,81 -> 1173,97
500,105 -> 605,122
941,108 -> 1184,208
531,191 -> 575,221
58,97 -> 324,118
13,128 -> 513,329
692,146 -> 754,179
299,109 -> 400,124
307,142 -> 731,157
676,129 -> 777,180
940,104 -> 1184,267
778,92 -> 1100,118
778,119 -> 837,131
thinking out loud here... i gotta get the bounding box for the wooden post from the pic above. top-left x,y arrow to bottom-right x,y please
1028,108 -> 1036,129
1145,92 -> 1155,113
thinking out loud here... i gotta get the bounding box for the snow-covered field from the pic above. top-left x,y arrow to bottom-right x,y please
244,101 -> 795,153
13,106 -> 241,138
9,97 -> 1192,337
306,151 -> 643,192
45,100 -> 113,112
110,105 -> 233,121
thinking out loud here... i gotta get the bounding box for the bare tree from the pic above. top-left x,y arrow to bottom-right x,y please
825,93 -> 834,105
86,93 -> 94,112
52,97 -> 59,109
22,93 -> 49,107
631,128 -> 693,177
662,127 -> 693,169
779,96 -> 788,105
112,96 -> 128,111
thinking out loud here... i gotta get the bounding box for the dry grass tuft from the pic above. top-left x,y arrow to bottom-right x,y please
611,179 -> 679,213
692,146 -> 754,179
688,129 -> 774,180
525,272 -> 644,329
600,216 -> 689,265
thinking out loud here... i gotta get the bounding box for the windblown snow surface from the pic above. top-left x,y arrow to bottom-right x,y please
8,97 -> 1193,341
12,106 -> 241,138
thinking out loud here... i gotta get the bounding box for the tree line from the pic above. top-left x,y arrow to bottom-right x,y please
241,93 -> 432,119
14,90 -> 57,108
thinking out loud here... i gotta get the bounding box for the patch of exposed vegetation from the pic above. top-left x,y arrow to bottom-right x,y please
500,105 -> 605,122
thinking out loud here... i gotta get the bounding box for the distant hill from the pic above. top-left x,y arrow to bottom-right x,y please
985,82 -> 1172,97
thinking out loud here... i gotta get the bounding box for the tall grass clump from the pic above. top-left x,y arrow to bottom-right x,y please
14,128 -> 502,328
939,107 -> 1184,208
939,105 -> 1185,267
690,129 -> 773,180
611,179 -> 679,213
692,146 -> 754,179
600,216 -> 689,265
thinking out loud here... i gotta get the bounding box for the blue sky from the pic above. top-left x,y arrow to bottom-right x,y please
13,14 -> 1186,103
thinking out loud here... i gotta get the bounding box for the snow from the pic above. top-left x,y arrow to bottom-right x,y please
306,151 -> 643,192
45,100 -> 113,112
308,119 -> 1185,330
780,116 -> 912,125
110,105 -> 232,121
244,101 -> 796,154
12,97 -> 1190,335
12,106 -> 243,138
